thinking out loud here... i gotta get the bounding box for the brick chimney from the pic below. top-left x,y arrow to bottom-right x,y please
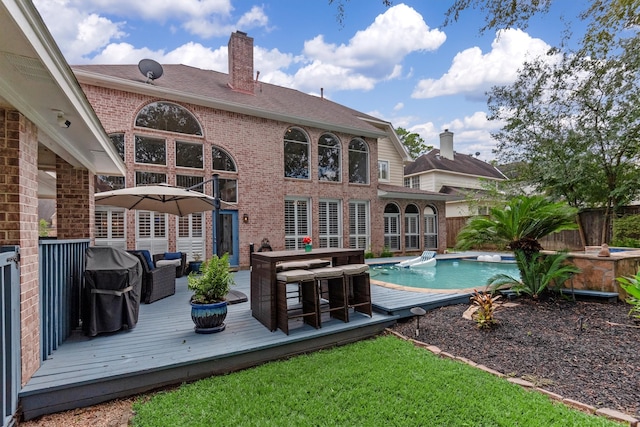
439,129 -> 454,160
228,31 -> 254,94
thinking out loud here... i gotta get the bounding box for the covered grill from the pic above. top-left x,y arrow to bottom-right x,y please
83,247 -> 142,337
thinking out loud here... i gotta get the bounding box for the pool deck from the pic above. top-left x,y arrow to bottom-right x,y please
19,253 -> 492,420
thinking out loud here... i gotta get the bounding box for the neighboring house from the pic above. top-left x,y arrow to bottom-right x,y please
0,1 -> 125,424
75,31 -> 453,266
404,130 -> 507,218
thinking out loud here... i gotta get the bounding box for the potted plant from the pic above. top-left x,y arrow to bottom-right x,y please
189,252 -> 203,274
187,253 -> 235,333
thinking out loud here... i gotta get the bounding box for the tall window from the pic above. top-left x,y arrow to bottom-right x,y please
348,139 -> 369,184
384,203 -> 401,251
284,127 -> 310,179
378,160 -> 389,181
176,141 -> 203,169
424,205 -> 438,250
349,201 -> 369,250
319,199 -> 341,248
405,204 -> 420,250
176,174 -> 203,190
95,208 -> 126,249
211,146 -> 238,203
135,136 -> 166,165
109,133 -> 125,160
318,133 -> 341,182
284,198 -> 310,249
135,101 -> 202,136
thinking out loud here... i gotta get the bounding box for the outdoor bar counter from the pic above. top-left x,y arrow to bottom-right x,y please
250,248 -> 365,331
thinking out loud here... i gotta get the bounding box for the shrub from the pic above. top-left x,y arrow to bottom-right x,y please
616,269 -> 640,320
612,215 -> 640,248
470,290 -> 500,329
379,246 -> 393,258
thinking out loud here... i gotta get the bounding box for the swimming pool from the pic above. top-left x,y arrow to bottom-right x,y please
370,259 -> 521,291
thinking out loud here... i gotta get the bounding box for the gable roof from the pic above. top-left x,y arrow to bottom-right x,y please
72,64 -> 388,138
404,149 -> 507,180
377,183 -> 459,201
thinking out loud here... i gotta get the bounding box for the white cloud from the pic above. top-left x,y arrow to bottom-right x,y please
394,102 -> 404,111
412,28 -> 552,99
289,4 -> 445,93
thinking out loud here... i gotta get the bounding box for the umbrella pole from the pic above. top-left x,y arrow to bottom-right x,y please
213,174 -> 221,257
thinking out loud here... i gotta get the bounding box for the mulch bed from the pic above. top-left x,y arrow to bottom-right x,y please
390,297 -> 640,418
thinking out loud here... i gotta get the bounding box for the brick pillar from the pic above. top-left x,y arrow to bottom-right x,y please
0,108 -> 41,384
55,157 -> 94,239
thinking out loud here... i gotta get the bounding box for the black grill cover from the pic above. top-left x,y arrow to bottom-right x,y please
83,247 -> 142,337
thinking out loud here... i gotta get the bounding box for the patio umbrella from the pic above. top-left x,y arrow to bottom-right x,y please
95,184 -> 215,216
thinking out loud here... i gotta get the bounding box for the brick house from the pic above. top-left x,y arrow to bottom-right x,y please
404,129 -> 507,218
75,31 -> 452,267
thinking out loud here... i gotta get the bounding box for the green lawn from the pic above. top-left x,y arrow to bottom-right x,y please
131,335 -> 622,426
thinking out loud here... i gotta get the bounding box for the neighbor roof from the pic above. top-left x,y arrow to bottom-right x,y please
72,64 -> 388,138
404,149 -> 507,180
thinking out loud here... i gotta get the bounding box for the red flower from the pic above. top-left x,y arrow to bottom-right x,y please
302,236 -> 312,244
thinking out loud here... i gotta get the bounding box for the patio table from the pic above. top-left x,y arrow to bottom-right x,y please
250,248 -> 365,331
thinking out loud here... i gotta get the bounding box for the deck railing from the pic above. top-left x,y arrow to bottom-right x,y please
39,239 -> 89,360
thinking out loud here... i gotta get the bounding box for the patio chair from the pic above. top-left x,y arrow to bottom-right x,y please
128,250 -> 176,303
276,269 -> 320,335
153,252 -> 187,278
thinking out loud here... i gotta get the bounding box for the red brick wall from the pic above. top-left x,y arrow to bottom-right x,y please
0,108 -> 41,384
228,31 -> 255,94
56,157 -> 94,239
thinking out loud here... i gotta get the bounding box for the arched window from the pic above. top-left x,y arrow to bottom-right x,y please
212,146 -> 237,172
405,204 -> 420,250
384,203 -> 401,251
211,146 -> 238,203
424,205 -> 438,250
284,127 -> 310,179
318,133 -> 341,182
348,138 -> 369,184
135,101 -> 202,136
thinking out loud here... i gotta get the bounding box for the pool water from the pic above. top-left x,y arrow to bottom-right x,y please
370,259 -> 521,290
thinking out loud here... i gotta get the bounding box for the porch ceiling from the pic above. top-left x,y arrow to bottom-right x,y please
0,1 -> 125,177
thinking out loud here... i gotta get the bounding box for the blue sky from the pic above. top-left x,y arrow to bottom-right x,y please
33,0 -> 589,161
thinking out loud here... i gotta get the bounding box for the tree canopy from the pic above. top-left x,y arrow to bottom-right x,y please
396,127 -> 432,160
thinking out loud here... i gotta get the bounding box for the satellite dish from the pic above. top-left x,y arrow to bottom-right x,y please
475,152 -> 481,157
138,59 -> 164,83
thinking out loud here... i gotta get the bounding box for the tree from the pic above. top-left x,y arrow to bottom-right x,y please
455,195 -> 579,260
396,127 -> 432,160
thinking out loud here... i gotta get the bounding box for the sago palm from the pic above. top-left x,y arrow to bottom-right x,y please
455,195 -> 579,261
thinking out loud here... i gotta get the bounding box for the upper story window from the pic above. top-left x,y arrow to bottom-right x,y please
284,127 -> 310,179
135,136 -> 166,165
95,175 -> 125,192
348,138 -> 369,184
404,176 -> 420,189
212,146 -> 237,172
109,133 -> 125,161
378,160 -> 389,181
135,171 -> 166,185
176,141 -> 203,169
135,101 -> 202,136
176,174 -> 203,190
318,133 -> 341,182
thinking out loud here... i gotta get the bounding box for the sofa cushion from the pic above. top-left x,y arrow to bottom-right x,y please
131,250 -> 154,270
164,251 -> 182,261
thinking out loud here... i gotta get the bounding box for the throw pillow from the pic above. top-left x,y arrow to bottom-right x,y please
164,252 -> 182,261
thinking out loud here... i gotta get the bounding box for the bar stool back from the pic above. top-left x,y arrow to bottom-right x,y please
275,269 -> 319,335
338,263 -> 372,317
310,266 -> 348,324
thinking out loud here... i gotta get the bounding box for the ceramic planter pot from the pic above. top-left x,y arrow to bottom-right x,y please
190,300 -> 227,333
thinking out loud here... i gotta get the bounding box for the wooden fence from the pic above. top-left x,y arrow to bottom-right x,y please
446,206 -> 640,250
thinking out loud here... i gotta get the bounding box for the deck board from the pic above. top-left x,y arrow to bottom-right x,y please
20,267 -> 468,420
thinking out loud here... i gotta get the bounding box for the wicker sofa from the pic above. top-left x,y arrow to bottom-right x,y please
153,252 -> 187,278
128,250 -> 176,303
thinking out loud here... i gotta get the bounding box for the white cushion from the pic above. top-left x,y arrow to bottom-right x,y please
276,269 -> 315,283
339,264 -> 369,275
309,266 -> 344,279
276,261 -> 310,272
156,259 -> 181,267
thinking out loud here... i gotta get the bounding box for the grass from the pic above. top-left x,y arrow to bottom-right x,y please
131,335 -> 622,427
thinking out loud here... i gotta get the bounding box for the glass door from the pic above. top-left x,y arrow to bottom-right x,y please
213,210 -> 239,267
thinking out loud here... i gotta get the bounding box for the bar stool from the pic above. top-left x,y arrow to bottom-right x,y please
310,266 -> 349,324
276,269 -> 319,335
339,264 -> 372,317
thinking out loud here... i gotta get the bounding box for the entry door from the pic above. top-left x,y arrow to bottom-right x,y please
213,210 -> 239,267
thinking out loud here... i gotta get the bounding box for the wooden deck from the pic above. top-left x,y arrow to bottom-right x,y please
19,267 -> 468,420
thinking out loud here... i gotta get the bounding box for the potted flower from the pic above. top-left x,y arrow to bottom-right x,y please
187,253 -> 235,333
189,252 -> 203,274
303,236 -> 312,252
